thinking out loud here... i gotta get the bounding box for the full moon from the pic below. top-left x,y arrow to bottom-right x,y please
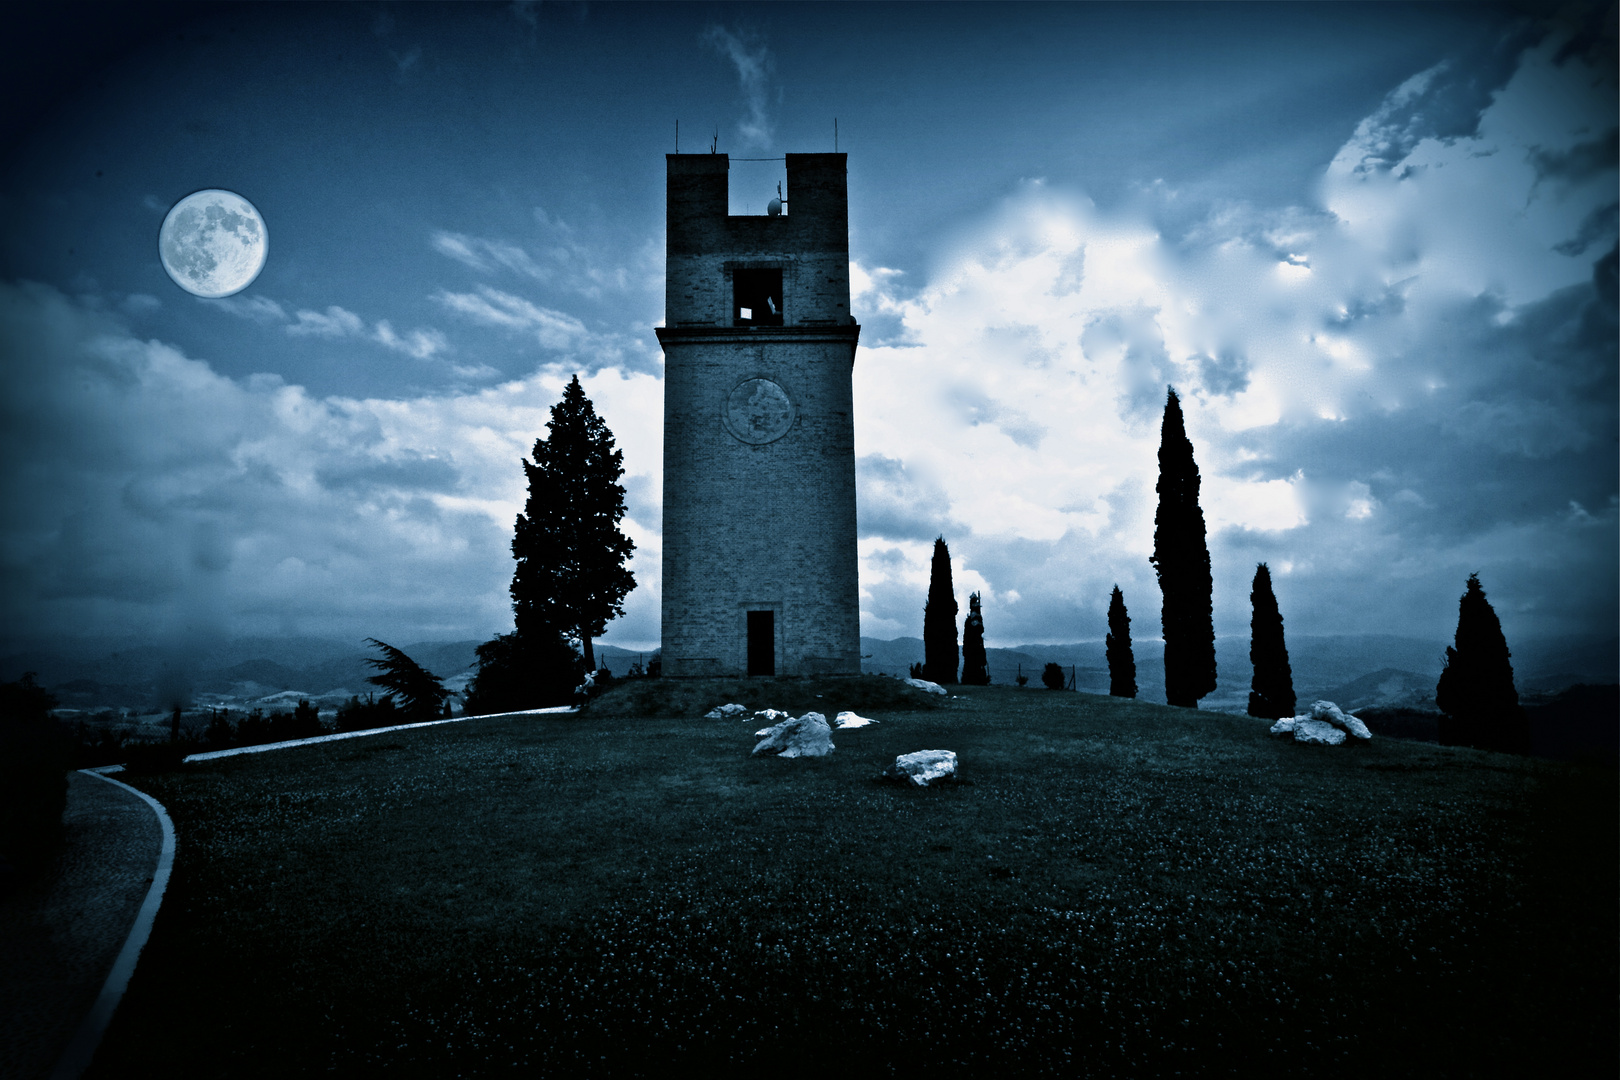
158,189 -> 268,298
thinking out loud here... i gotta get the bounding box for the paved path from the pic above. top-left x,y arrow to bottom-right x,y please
0,772 -> 163,1080
0,708 -> 573,1078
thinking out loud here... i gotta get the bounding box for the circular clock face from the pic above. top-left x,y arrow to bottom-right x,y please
723,378 -> 796,444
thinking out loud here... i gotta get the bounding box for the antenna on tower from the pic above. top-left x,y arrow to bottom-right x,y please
676,119 -> 679,154
711,126 -> 718,154
834,118 -> 838,152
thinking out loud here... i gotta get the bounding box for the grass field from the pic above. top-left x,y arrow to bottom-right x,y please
95,682 -> 1614,1077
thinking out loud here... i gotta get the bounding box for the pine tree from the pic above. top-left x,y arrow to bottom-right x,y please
511,374 -> 636,672
961,591 -> 990,685
1150,387 -> 1216,708
1246,563 -> 1296,719
1436,573 -> 1529,753
923,536 -> 959,685
363,639 -> 450,721
1106,585 -> 1137,698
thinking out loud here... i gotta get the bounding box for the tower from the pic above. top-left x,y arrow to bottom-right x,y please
657,153 -> 861,677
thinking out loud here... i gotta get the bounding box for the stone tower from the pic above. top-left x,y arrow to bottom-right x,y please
657,153 -> 861,677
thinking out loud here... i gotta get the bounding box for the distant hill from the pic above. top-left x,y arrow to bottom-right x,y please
7,629 -> 1613,717
1319,668 -> 1437,713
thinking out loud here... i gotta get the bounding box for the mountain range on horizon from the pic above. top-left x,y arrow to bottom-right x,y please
3,631 -> 1612,719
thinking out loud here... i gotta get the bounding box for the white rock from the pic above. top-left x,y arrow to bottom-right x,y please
904,678 -> 947,695
754,708 -> 793,723
704,703 -> 749,720
1309,700 -> 1372,740
1269,717 -> 1297,735
882,749 -> 959,786
835,711 -> 877,728
1292,717 -> 1347,745
751,712 -> 835,758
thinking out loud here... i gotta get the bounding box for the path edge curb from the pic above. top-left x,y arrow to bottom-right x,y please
48,771 -> 177,1080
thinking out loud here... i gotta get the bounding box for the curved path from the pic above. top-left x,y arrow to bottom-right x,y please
0,707 -> 571,1078
0,772 -> 171,1080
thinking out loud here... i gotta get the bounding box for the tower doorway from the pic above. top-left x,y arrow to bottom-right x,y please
747,610 -> 776,676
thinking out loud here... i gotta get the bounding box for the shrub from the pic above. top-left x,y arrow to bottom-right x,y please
336,694 -> 400,732
1041,663 -> 1066,691
463,631 -> 583,716
0,674 -> 71,882
235,709 -> 275,746
123,740 -> 189,775
204,710 -> 236,749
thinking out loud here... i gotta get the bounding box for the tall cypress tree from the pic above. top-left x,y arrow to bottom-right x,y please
1246,563 -> 1296,719
511,374 -> 636,672
1436,573 -> 1529,754
923,536 -> 959,685
961,591 -> 990,685
1150,387 -> 1217,708
1106,585 -> 1137,698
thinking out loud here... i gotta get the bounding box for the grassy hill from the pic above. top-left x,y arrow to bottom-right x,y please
97,684 -> 1614,1075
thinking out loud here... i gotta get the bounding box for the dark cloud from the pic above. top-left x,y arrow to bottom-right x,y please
1081,309 -> 1173,419
0,282 -> 523,646
315,453 -> 461,495
1531,128 -> 1619,186
855,454 -> 953,541
1195,348 -> 1250,397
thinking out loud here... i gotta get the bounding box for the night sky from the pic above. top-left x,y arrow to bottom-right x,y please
1,2 -> 1614,660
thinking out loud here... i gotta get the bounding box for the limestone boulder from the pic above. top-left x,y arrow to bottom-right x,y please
1292,718 -> 1348,745
751,712 -> 835,758
704,703 -> 749,720
881,749 -> 959,786
904,678 -> 947,696
1269,700 -> 1371,745
1308,700 -> 1373,740
834,711 -> 877,729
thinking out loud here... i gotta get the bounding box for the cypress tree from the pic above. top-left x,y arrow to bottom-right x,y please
511,374 -> 636,673
1436,573 -> 1529,754
1246,563 -> 1296,719
1150,387 -> 1217,708
923,536 -> 959,684
1106,585 -> 1137,698
961,591 -> 990,685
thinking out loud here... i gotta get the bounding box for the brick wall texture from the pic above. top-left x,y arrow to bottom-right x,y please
657,153 -> 862,677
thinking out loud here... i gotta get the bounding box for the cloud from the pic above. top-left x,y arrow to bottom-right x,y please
209,296 -> 449,360
850,25 -> 1616,649
703,25 -> 774,148
429,216 -> 646,301
435,285 -> 587,349
431,230 -> 546,279
203,294 -> 287,324
0,281 -> 664,649
287,305 -> 365,338
372,320 -> 448,360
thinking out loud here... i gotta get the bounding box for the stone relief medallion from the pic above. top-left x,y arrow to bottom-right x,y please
723,378 -> 796,444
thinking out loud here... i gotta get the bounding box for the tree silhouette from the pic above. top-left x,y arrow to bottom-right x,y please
1041,662 -> 1066,690
363,639 -> 449,721
961,591 -> 990,685
1150,388 -> 1216,708
1246,563 -> 1296,719
1106,585 -> 1137,698
511,374 -> 635,672
1436,573 -> 1529,753
923,536 -> 959,685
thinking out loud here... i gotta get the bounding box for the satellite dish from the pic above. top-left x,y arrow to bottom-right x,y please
767,197 -> 782,216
